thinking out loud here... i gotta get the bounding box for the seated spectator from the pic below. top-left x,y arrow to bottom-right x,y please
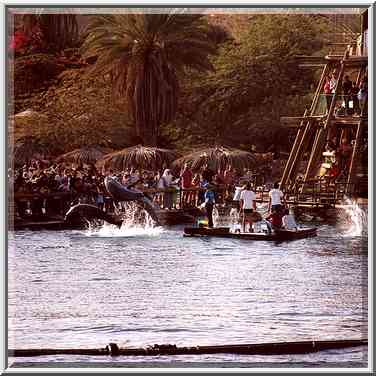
265,208 -> 283,233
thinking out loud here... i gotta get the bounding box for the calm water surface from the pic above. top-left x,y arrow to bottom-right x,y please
8,223 -> 368,367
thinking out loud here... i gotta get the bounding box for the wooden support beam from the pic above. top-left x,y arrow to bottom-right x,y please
298,64 -> 326,68
280,63 -> 330,187
346,119 -> 365,195
332,117 -> 367,126
303,127 -> 328,181
280,109 -> 308,188
356,65 -> 365,86
325,55 -> 368,64
303,48 -> 349,186
280,116 -> 324,124
293,56 -> 328,65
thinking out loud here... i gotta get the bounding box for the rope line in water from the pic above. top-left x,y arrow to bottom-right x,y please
9,339 -> 367,357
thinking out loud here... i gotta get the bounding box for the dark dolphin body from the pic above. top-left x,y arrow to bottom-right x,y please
104,177 -> 160,225
104,176 -> 144,201
65,203 -> 123,228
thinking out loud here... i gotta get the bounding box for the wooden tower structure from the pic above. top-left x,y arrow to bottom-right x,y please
280,9 -> 368,198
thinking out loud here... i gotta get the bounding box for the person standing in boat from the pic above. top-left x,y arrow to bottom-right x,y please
268,182 -> 286,213
239,182 -> 256,232
204,183 -> 216,228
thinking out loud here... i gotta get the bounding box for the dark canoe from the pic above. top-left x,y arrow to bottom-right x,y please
183,226 -> 317,241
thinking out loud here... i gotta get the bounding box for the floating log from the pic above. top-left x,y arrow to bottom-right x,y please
8,339 -> 367,357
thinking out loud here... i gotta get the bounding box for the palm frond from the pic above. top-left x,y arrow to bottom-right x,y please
81,11 -> 216,145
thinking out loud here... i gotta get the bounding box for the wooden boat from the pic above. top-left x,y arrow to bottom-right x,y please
184,226 -> 317,241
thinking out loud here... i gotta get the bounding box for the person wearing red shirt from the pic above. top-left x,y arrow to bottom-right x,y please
180,163 -> 193,207
265,209 -> 283,233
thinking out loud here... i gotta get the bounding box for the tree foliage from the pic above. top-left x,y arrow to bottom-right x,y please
22,12 -> 79,53
11,14 -> 337,158
12,65 -> 140,155
80,12 -> 217,146
164,14 -> 330,152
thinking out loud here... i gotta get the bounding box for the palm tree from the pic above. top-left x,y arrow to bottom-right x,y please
80,11 -> 216,146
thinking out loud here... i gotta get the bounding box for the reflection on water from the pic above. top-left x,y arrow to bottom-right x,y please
8,218 -> 368,366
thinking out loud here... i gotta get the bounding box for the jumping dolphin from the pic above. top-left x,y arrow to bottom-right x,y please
104,177 -> 160,225
65,203 -> 123,228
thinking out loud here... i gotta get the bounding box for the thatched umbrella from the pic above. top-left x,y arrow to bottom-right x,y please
172,146 -> 259,172
97,145 -> 180,171
55,146 -> 110,165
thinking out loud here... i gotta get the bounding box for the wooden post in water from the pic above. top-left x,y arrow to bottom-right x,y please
346,118 -> 365,195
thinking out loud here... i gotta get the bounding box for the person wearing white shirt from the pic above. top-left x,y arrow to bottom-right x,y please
232,185 -> 244,211
160,169 -> 174,209
268,182 -> 285,213
240,182 -> 256,232
282,208 -> 298,231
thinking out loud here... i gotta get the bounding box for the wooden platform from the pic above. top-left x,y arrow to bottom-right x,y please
12,208 -> 202,230
12,219 -> 80,231
156,208 -> 200,225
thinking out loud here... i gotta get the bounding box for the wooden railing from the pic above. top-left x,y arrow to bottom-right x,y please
11,179 -> 362,221
11,185 -> 230,219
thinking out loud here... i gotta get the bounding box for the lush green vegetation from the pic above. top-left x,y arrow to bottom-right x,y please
163,15 -> 330,152
12,13 -> 333,155
80,13 -> 217,146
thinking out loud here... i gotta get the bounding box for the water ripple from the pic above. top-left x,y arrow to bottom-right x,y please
8,222 -> 368,365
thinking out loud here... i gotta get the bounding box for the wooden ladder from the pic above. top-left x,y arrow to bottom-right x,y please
280,63 -> 330,188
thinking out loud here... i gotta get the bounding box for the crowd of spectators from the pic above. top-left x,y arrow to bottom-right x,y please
10,158 -> 269,219
323,71 -> 368,117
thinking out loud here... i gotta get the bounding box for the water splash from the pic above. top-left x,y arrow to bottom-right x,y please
85,202 -> 163,238
340,197 -> 368,237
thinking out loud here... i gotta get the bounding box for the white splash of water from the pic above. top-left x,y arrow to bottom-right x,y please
85,202 -> 163,238
341,197 -> 368,237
